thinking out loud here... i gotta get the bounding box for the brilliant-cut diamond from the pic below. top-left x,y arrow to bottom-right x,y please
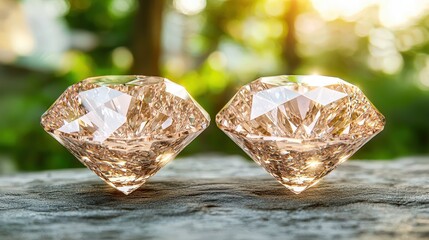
41,76 -> 210,195
216,75 -> 385,194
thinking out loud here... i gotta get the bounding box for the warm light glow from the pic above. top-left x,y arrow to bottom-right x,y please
418,58 -> 429,89
311,0 -> 429,29
354,20 -> 373,37
306,160 -> 322,169
311,0 -> 374,21
243,19 -> 270,43
269,20 -> 284,38
11,30 -> 35,55
173,0 -> 206,16
0,0 -> 35,62
165,57 -> 187,76
156,152 -> 175,167
112,47 -> 133,70
378,0 -> 429,29
207,51 -> 227,70
295,13 -> 330,57
264,0 -> 287,17
368,28 -> 403,74
396,27 -> 426,52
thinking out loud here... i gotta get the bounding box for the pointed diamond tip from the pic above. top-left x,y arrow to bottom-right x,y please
288,186 -> 308,195
280,178 -> 322,194
116,186 -> 141,195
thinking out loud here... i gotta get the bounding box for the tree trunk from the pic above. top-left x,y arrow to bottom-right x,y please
283,0 -> 301,74
130,0 -> 164,76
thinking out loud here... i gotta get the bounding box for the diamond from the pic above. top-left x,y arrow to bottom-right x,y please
216,75 -> 385,194
41,76 -> 210,195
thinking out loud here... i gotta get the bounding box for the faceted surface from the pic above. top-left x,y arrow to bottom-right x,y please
216,75 -> 385,194
41,76 -> 210,195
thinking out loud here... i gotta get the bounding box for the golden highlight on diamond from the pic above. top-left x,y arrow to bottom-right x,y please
41,76 -> 210,195
216,75 -> 385,194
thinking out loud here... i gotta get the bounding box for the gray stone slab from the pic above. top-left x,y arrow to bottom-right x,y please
0,155 -> 428,240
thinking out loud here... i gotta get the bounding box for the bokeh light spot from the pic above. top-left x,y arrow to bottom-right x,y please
208,51 -> 227,71
174,0 -> 206,16
112,47 -> 133,70
264,0 -> 287,17
109,0 -> 136,18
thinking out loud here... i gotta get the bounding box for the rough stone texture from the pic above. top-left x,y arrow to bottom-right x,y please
0,155 -> 428,240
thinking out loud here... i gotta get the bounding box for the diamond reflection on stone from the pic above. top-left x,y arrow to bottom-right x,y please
41,76 -> 210,195
216,75 -> 385,194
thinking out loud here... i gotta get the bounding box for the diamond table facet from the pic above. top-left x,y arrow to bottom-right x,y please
216,75 -> 385,194
41,76 -> 210,195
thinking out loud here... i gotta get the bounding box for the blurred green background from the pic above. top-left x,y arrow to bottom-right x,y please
1,0 -> 429,173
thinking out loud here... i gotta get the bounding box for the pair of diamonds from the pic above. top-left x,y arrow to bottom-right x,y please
41,75 -> 384,195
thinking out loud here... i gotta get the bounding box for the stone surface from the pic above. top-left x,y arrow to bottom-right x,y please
216,75 -> 385,194
0,155 -> 428,240
41,76 -> 210,195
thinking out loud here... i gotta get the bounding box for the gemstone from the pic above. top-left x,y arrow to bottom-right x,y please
41,76 -> 210,195
216,75 -> 385,194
